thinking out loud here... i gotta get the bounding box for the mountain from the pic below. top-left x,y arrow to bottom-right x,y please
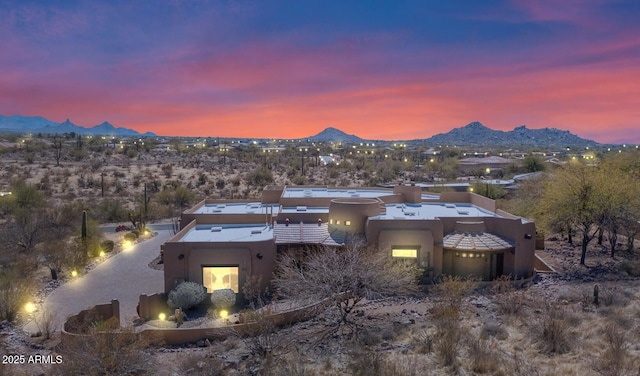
306,127 -> 364,143
0,115 -> 156,137
422,121 -> 598,147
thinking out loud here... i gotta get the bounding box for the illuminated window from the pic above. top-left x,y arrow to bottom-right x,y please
345,220 -> 351,226
336,220 -> 341,225
392,249 -> 418,258
329,219 -> 333,224
202,266 -> 239,293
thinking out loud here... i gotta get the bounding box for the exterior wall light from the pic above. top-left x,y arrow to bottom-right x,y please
256,253 -> 263,260
178,254 -> 184,260
524,234 -> 533,239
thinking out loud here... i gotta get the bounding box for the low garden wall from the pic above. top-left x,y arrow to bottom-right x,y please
62,296 -> 333,347
61,300 -> 120,342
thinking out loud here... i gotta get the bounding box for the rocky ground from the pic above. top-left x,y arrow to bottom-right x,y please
2,236 -> 640,376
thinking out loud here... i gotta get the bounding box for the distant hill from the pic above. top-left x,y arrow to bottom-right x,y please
0,115 -> 156,137
420,121 -> 599,147
306,127 -> 364,143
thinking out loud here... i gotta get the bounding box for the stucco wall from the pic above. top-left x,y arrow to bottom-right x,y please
328,198 -> 381,234
366,219 -> 444,275
162,238 -> 276,298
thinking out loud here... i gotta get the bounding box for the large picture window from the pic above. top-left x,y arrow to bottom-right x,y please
392,248 -> 418,258
202,266 -> 239,293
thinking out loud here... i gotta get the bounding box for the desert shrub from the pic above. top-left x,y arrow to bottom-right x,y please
592,323 -> 633,376
0,270 -> 35,322
52,326 -> 156,376
167,281 -> 207,310
242,275 -> 269,309
176,352 -> 225,376
480,321 -> 508,340
100,240 -> 114,253
357,328 -> 382,347
34,308 -> 58,339
599,286 -> 629,308
538,303 -> 570,355
491,275 -> 525,315
618,259 -> 640,277
123,232 -> 137,242
210,288 -> 236,310
233,306 -> 291,362
410,329 -> 434,354
130,229 -> 140,238
431,276 -> 475,368
468,338 -> 501,374
348,350 -> 426,376
246,167 -> 274,187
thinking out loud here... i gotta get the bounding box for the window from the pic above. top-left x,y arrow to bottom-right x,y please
329,219 -> 333,224
336,220 -> 341,225
345,220 -> 351,226
392,248 -> 418,258
202,266 -> 239,293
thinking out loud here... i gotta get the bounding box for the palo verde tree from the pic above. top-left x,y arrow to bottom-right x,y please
597,152 -> 640,254
539,161 -> 603,265
272,242 -> 418,336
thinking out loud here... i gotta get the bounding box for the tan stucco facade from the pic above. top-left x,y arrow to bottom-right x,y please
161,185 -> 537,296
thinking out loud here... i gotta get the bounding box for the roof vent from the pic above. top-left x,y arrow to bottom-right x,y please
296,206 -> 307,212
251,229 -> 262,234
211,227 -> 222,232
445,204 -> 456,208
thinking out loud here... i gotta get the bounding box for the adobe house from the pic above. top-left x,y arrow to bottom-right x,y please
161,185 -> 537,299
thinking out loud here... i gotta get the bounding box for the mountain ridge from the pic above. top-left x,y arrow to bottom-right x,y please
0,115 -> 156,137
307,121 -> 599,147
0,114 -> 602,146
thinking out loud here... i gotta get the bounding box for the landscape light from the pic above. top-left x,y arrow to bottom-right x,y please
71,270 -> 78,278
122,240 -> 133,250
159,313 -> 166,321
25,302 -> 36,313
99,251 -> 105,257
219,310 -> 229,319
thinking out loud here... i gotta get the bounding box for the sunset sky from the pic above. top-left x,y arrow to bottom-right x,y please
1,1 -> 639,143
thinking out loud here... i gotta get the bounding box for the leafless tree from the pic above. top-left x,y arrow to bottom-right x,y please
272,242 -> 418,336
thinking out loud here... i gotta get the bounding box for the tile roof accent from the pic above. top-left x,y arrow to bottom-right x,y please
443,231 -> 513,251
273,222 -> 348,246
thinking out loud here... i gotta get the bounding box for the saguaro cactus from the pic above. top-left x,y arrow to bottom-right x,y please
81,210 -> 88,240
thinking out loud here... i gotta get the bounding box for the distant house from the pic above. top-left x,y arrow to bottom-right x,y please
161,185 -> 537,299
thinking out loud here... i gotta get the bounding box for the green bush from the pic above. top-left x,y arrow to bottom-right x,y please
210,288 -> 236,310
100,240 -> 115,253
130,229 -> 140,238
168,282 -> 207,310
123,232 -> 137,242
